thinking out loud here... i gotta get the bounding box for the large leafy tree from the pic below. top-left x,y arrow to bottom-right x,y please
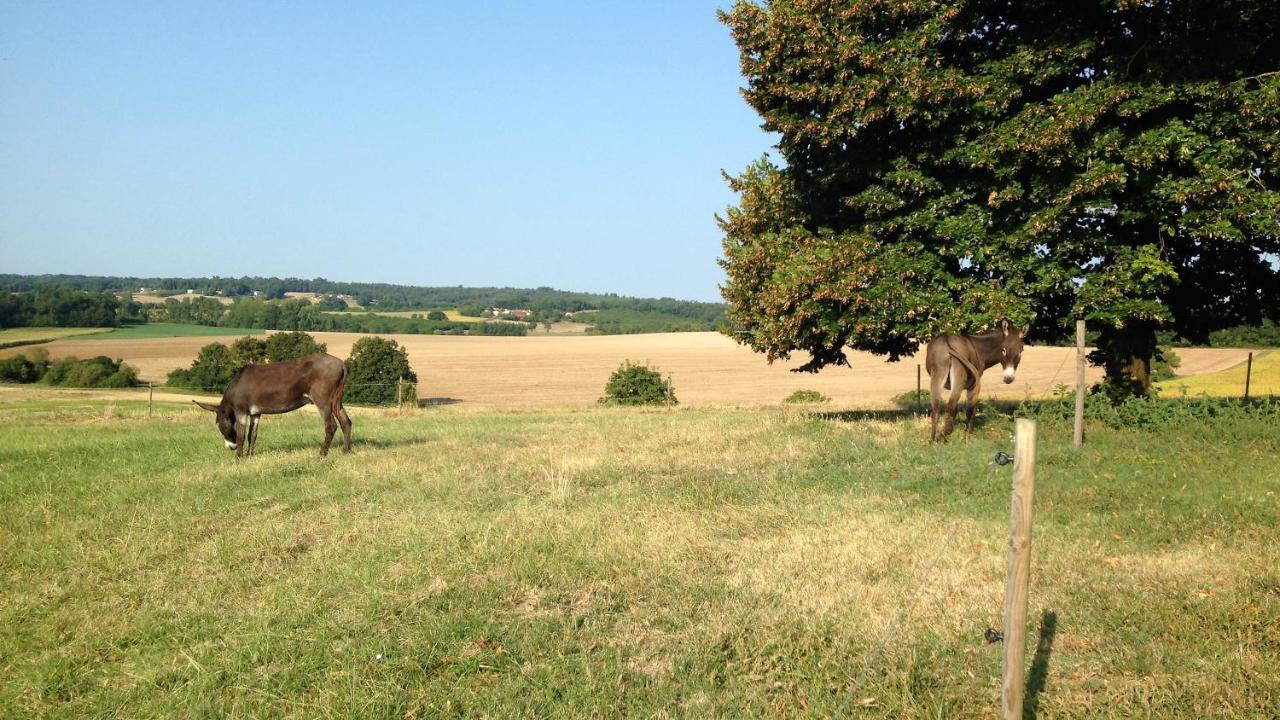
344,337 -> 417,405
718,0 -> 1280,394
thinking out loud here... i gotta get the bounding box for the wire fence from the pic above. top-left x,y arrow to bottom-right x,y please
150,380 -> 412,394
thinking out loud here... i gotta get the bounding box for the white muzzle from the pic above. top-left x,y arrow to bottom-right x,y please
1002,368 -> 1016,384
225,440 -> 237,450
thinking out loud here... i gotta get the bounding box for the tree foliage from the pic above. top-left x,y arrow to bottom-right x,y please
167,343 -> 241,391
266,331 -> 326,362
0,289 -> 132,328
230,336 -> 268,366
344,337 -> 417,405
0,273 -> 726,324
719,0 -> 1280,395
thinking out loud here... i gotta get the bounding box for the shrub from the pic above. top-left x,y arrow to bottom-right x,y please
427,310 -> 447,321
344,336 -> 417,405
1209,320 -> 1280,348
1152,348 -> 1181,381
1018,389 -> 1280,430
891,389 -> 929,409
0,353 -> 44,383
266,331 -> 326,362
784,389 -> 829,404
36,355 -> 138,387
599,361 -> 677,406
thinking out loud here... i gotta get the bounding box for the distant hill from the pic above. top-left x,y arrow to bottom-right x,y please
0,274 -> 728,334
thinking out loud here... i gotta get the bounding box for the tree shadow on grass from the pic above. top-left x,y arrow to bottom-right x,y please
812,399 -> 1050,430
1024,610 -> 1058,719
240,434 -> 433,455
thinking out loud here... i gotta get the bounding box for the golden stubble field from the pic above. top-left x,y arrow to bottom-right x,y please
1,331 -> 1253,408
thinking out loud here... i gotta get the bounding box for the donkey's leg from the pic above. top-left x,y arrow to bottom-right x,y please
943,364 -> 966,439
234,417 -> 248,459
315,394 -> 336,456
248,415 -> 260,456
964,378 -> 982,435
929,366 -> 947,442
336,405 -> 353,453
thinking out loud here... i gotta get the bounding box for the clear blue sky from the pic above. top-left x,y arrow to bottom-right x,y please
0,2 -> 772,302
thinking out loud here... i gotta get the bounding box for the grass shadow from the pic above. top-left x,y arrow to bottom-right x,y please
418,397 -> 462,407
1024,610 -> 1058,720
239,434 -> 432,455
812,398 -> 1061,429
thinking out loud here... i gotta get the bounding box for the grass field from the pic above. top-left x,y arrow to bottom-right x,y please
0,393 -> 1277,718
1159,349 -> 1279,398
79,323 -> 266,341
0,327 -> 111,348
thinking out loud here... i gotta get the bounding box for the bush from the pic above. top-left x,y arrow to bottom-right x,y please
1209,320 -> 1280,348
0,352 -> 44,383
427,310 -> 447,321
1019,390 -> 1280,430
784,389 -> 829,404
1152,347 -> 1181,381
266,331 -> 326,362
35,355 -> 137,387
344,336 -> 417,405
890,389 -> 930,409
599,361 -> 677,406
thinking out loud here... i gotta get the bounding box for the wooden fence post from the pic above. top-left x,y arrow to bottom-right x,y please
396,376 -> 404,409
1002,418 -> 1037,720
917,364 -> 923,414
1244,351 -> 1253,401
148,382 -> 153,418
1074,320 -> 1085,448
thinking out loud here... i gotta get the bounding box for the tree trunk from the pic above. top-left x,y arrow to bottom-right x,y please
1091,321 -> 1157,399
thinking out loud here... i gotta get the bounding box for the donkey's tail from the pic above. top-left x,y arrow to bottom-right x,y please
944,337 -> 981,387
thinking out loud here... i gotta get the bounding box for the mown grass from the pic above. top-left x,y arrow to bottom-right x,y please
0,327 -> 112,349
80,323 -> 266,340
1158,349 -> 1279,398
0,396 -> 1277,718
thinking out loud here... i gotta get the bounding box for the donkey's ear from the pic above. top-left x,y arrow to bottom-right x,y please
1020,324 -> 1030,338
1001,319 -> 1011,336
193,400 -> 220,413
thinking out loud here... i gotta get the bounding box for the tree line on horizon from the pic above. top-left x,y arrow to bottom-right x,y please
0,273 -> 728,322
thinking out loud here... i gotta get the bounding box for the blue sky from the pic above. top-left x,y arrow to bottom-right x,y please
0,2 -> 772,302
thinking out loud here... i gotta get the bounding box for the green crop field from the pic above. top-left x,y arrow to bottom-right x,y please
1159,349 -> 1280,398
1,394 -> 1277,718
0,327 -> 112,349
80,323 -> 267,340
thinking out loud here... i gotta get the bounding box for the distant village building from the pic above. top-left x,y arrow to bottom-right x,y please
489,307 -> 533,320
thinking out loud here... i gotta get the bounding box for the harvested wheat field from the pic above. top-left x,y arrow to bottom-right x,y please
1,331 -> 1254,408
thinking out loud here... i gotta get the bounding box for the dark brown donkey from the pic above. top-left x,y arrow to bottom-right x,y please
925,320 -> 1028,441
194,353 -> 352,457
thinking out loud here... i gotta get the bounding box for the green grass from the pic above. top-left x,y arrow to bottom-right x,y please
1,395 -> 1277,718
80,323 -> 266,340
